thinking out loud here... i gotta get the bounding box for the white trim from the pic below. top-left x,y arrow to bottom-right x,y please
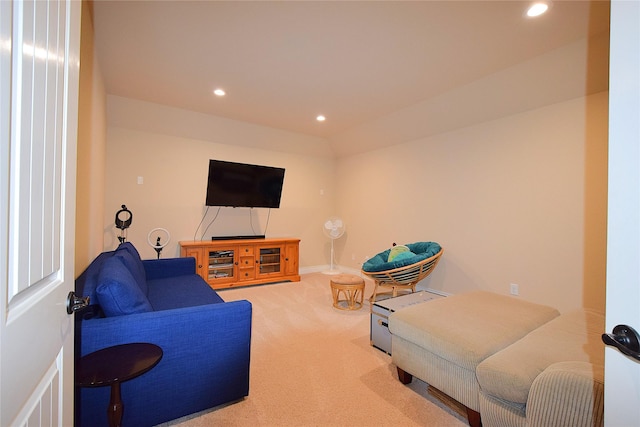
299,265 -> 452,297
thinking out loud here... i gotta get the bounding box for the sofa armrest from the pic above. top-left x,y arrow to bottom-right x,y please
77,299 -> 252,427
142,257 -> 195,280
526,361 -> 604,427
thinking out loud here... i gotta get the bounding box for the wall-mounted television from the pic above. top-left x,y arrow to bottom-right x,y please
205,160 -> 285,208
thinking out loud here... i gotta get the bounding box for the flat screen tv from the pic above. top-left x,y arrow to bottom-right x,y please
205,160 -> 285,208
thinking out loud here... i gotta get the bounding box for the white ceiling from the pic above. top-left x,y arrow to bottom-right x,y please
91,1 -> 610,157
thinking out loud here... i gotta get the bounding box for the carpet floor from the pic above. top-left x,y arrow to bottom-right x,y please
159,273 -> 467,427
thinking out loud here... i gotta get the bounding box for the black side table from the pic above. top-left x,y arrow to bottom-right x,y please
76,343 -> 163,427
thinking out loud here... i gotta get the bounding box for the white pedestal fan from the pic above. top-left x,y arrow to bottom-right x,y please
322,217 -> 345,275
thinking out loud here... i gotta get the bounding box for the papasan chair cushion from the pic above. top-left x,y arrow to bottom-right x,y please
362,241 -> 442,273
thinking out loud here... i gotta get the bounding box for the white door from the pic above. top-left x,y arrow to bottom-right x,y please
604,1 -> 640,426
0,1 -> 81,426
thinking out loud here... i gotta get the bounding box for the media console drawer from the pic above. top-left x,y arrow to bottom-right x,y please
370,291 -> 444,355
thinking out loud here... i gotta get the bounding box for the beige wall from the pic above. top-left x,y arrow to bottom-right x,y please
103,97 -> 336,265
103,93 -> 607,314
336,92 -> 608,313
75,1 -> 107,276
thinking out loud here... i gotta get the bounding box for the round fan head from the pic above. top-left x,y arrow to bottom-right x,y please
323,217 -> 345,239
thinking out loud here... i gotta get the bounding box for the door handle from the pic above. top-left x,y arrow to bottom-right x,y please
66,291 -> 90,314
602,324 -> 640,361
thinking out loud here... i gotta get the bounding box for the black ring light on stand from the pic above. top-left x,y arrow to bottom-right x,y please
115,205 -> 132,243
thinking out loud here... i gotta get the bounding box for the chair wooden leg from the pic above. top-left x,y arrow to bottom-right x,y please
466,407 -> 482,427
370,281 -> 386,303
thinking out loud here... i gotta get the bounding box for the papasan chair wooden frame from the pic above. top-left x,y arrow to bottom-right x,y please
362,246 -> 443,303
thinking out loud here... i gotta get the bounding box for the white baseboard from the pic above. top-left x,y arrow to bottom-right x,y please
300,265 -> 365,276
299,265 -> 451,296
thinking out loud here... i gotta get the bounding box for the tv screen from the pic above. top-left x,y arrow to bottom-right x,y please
205,160 -> 285,208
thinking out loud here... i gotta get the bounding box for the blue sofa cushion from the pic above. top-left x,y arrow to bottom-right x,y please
114,242 -> 148,295
76,251 -> 114,306
147,275 -> 225,311
96,256 -> 154,316
362,241 -> 442,273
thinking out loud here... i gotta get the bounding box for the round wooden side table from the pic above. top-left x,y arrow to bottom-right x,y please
76,342 -> 163,427
330,274 -> 365,310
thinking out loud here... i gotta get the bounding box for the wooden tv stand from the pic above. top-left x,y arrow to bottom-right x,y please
179,238 -> 300,289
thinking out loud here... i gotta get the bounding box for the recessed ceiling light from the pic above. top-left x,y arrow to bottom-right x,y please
526,2 -> 550,17
213,88 -> 226,97
316,115 -> 326,122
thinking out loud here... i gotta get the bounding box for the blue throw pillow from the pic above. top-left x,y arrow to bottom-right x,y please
96,256 -> 153,317
392,251 -> 417,262
114,242 -> 148,295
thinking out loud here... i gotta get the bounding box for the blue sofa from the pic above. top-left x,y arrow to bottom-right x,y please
74,242 -> 252,427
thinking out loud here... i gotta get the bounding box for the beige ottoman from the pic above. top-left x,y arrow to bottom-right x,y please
330,274 -> 365,310
388,291 -> 559,427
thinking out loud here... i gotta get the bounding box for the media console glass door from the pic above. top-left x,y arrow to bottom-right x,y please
208,249 -> 236,281
258,247 -> 282,276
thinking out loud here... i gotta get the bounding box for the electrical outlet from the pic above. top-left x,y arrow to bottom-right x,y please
510,283 -> 519,296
